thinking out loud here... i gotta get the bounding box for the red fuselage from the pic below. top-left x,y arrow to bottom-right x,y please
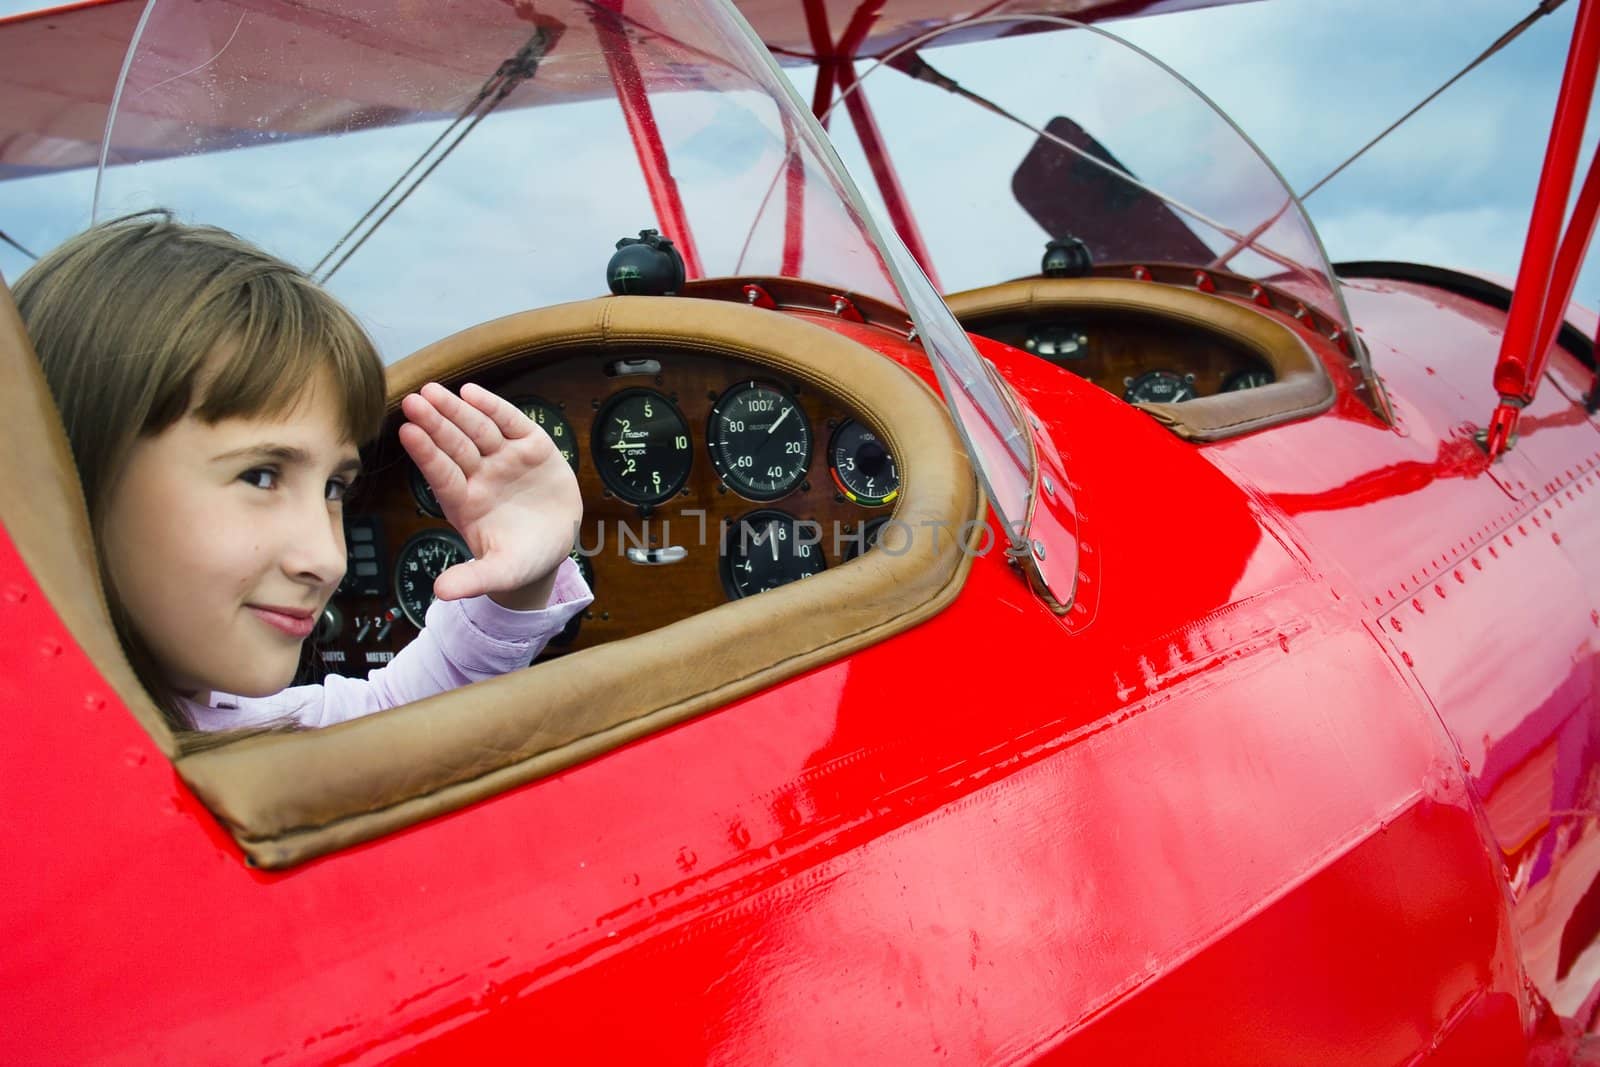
2,276 -> 1598,1063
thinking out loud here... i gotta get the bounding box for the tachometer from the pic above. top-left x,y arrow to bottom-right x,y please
1123,370 -> 1197,404
593,389 -> 692,506
516,396 -> 580,471
1221,368 -> 1274,392
721,509 -> 827,598
829,419 -> 899,506
410,397 -> 577,516
842,516 -> 890,561
393,529 -> 471,629
410,463 -> 443,517
708,381 -> 812,500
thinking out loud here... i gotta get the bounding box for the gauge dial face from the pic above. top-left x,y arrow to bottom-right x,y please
393,529 -> 471,628
708,381 -> 812,501
829,419 -> 899,506
1221,368 -> 1274,392
842,516 -> 890,561
721,509 -> 827,598
516,397 -> 579,471
410,463 -> 443,517
593,389 -> 692,506
1124,370 -> 1197,404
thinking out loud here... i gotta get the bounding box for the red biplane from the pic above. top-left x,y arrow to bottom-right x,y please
4,0 -> 1600,1063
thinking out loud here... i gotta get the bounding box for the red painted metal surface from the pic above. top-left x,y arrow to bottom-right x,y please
1536,145 -> 1600,370
590,0 -> 706,279
802,0 -> 837,124
1214,277 -> 1600,1027
780,110 -> 807,276
1489,0 -> 1600,457
9,275 -> 1600,1061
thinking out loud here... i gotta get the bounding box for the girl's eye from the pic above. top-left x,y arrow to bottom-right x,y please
240,467 -> 278,490
326,477 -> 356,502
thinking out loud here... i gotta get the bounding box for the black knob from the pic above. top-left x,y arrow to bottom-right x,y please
607,229 -> 686,295
1042,236 -> 1092,278
313,604 -> 342,643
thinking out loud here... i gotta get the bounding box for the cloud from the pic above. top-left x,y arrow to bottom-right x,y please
5,0 -> 1599,327
1111,0 -> 1598,295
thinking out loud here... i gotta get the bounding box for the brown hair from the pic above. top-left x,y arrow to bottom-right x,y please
13,211 -> 386,731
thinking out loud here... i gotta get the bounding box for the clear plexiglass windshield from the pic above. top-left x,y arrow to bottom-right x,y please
77,0 -> 1034,547
818,16 -> 1373,391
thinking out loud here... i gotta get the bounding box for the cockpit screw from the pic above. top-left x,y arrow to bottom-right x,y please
1032,539 -> 1047,561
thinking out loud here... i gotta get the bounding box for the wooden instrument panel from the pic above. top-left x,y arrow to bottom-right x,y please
304,347 -> 895,681
966,310 -> 1274,399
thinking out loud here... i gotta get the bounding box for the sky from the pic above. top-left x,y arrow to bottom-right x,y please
0,0 -> 1595,324
1111,0 -> 1596,297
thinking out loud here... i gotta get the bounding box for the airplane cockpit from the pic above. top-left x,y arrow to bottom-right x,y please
0,0 -> 1374,869
0,0 -> 1021,867
816,15 -> 1388,437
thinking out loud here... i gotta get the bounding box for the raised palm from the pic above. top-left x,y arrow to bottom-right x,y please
398,382 -> 582,610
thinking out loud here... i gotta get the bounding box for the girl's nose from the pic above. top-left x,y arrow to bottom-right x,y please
282,500 -> 347,588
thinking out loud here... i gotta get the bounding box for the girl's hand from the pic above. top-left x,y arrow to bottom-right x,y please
397,382 -> 582,611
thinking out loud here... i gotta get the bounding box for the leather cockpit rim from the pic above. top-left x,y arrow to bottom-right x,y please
171,296 -> 983,868
947,277 -> 1338,443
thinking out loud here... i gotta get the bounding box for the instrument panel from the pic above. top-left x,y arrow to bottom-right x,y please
972,310 -> 1275,403
304,348 -> 900,681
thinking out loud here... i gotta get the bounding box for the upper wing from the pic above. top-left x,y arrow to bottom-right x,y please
0,0 -> 1260,178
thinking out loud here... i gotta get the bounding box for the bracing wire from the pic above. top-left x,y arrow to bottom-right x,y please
0,228 -> 38,261
313,28 -> 551,283
1301,0 -> 1568,200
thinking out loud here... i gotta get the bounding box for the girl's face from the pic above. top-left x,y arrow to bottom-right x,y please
100,369 -> 361,697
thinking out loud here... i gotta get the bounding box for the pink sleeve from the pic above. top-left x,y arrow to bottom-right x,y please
183,557 -> 593,731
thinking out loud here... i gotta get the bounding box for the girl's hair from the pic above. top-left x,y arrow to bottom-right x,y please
13,210 -> 387,733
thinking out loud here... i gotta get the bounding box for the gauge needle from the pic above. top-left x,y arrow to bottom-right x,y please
766,407 -> 792,436
770,531 -> 779,561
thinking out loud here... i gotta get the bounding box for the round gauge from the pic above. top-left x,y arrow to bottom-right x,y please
842,516 -> 890,561
1123,370 -> 1197,404
721,509 -> 827,599
707,382 -> 812,500
516,396 -> 579,472
1221,368 -> 1274,393
393,529 -> 471,628
829,420 -> 899,506
410,463 -> 443,518
592,389 -> 693,506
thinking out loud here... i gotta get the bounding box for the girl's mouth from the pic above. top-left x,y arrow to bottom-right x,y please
248,605 -> 316,639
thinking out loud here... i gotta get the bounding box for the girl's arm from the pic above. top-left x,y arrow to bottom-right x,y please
182,382 -> 590,731
182,557 -> 592,731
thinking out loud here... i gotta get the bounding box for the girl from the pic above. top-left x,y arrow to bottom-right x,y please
14,212 -> 590,734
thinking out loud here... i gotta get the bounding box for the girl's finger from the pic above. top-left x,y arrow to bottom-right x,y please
422,381 -> 504,456
461,382 -> 534,440
402,390 -> 481,476
431,556 -> 500,602
397,421 -> 464,504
